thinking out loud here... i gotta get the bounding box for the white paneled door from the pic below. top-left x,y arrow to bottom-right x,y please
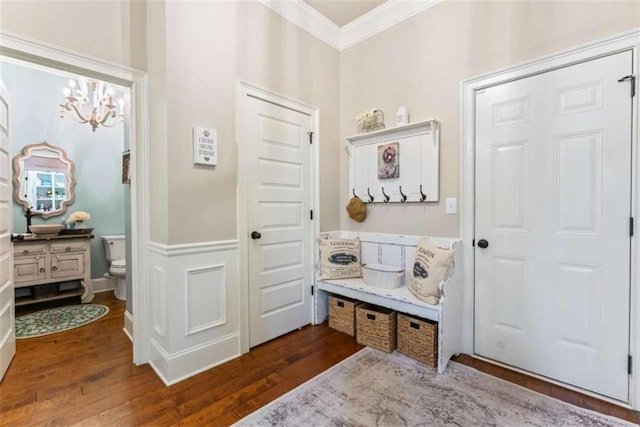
0,79 -> 14,382
245,95 -> 313,347
475,51 -> 633,401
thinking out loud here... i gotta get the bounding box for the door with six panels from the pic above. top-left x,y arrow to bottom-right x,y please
474,51 -> 633,401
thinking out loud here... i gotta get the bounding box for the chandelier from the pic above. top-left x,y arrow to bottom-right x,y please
59,77 -> 125,132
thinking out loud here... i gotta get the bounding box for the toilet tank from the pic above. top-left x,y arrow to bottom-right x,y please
102,235 -> 126,262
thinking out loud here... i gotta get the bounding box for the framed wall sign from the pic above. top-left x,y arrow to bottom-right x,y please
193,126 -> 218,166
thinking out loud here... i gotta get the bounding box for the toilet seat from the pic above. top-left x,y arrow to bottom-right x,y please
110,259 -> 126,276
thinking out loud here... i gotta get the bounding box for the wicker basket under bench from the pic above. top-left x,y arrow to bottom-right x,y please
315,232 -> 463,374
328,295 -> 361,336
397,313 -> 438,367
356,304 -> 397,353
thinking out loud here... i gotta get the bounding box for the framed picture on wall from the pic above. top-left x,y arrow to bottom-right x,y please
377,142 -> 399,179
122,151 -> 131,184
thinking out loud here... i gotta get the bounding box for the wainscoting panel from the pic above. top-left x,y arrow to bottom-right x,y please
185,264 -> 226,336
123,310 -> 133,342
152,265 -> 167,338
148,240 -> 240,385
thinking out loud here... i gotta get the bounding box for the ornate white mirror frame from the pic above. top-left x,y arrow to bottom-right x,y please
12,141 -> 76,219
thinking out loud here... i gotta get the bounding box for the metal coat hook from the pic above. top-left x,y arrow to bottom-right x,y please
381,187 -> 390,203
352,188 -> 358,198
367,188 -> 374,203
399,186 -> 407,203
419,185 -> 427,202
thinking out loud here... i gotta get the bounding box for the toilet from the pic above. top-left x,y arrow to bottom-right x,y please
102,235 -> 126,301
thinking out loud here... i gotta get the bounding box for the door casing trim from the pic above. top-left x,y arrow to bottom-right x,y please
461,28 -> 640,408
235,80 -> 320,353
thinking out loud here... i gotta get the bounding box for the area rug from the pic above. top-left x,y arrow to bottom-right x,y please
235,348 -> 634,427
15,304 -> 109,339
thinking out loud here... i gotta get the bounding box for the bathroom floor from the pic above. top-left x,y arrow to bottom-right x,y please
1,292 -> 639,425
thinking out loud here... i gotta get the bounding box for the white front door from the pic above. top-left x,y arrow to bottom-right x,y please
0,79 -> 14,381
244,94 -> 314,347
475,51 -> 633,401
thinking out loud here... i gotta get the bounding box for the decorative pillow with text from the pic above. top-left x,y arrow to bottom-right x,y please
408,238 -> 454,305
318,238 -> 362,280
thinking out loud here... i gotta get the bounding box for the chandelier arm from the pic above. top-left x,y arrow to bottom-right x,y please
67,103 -> 91,123
98,110 -> 117,126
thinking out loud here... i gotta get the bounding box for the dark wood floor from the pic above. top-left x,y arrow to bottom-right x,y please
1,292 -> 638,425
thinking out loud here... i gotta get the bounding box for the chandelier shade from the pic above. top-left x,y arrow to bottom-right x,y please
59,77 -> 125,132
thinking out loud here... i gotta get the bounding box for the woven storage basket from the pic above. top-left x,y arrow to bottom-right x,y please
356,304 -> 397,353
328,295 -> 361,336
397,313 -> 438,367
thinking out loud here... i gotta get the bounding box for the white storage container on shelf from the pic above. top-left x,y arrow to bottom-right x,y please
362,264 -> 403,289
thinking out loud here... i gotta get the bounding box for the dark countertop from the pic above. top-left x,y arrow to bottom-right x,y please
12,233 -> 93,243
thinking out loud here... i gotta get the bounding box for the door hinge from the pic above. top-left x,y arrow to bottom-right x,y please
472,239 -> 475,247
310,210 -> 313,220
308,131 -> 314,144
311,285 -> 314,296
631,217 -> 634,237
629,355 -> 633,375
618,75 -> 636,97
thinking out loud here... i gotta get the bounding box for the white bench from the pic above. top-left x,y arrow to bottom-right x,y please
314,231 -> 463,373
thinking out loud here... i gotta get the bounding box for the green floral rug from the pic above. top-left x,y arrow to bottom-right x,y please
15,304 -> 109,339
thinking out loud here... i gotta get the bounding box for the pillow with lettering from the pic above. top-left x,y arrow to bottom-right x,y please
408,238 -> 454,305
318,238 -> 362,279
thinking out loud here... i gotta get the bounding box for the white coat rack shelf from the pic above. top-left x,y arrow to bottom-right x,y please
346,119 -> 440,203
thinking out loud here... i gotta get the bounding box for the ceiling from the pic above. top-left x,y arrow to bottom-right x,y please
304,0 -> 387,27
261,0 -> 441,50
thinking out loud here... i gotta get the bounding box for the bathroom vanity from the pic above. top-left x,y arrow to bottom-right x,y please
12,235 -> 94,306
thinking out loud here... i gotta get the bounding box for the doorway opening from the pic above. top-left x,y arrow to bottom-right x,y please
3,57 -> 132,307
0,31 -> 150,370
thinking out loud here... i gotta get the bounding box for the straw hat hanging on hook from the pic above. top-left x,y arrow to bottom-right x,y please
346,191 -> 367,223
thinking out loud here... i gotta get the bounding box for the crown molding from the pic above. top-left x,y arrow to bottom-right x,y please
257,0 -> 341,49
257,0 -> 444,52
339,0 -> 444,50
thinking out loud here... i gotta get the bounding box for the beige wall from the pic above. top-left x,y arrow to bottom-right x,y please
3,0 -> 637,243
160,1 -> 340,243
146,1 -> 169,243
1,1 -> 340,244
0,0 -> 147,71
340,0 -> 640,237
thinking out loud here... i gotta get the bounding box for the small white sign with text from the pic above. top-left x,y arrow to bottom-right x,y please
193,126 -> 218,166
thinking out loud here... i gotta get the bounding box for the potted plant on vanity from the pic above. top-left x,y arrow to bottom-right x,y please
65,211 -> 92,234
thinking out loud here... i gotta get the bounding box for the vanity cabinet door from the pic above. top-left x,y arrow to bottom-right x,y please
14,255 -> 46,285
50,253 -> 84,280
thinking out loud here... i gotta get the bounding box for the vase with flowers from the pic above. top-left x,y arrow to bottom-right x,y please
66,211 -> 91,229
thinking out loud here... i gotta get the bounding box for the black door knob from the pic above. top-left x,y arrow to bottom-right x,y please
251,231 -> 262,240
477,239 -> 489,249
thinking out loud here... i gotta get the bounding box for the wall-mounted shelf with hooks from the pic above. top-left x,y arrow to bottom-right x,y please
346,119 -> 439,203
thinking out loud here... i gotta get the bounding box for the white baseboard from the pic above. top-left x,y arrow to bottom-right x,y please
123,311 -> 133,342
149,334 -> 241,386
92,277 -> 114,293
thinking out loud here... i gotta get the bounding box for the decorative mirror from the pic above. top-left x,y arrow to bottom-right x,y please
12,142 -> 76,219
